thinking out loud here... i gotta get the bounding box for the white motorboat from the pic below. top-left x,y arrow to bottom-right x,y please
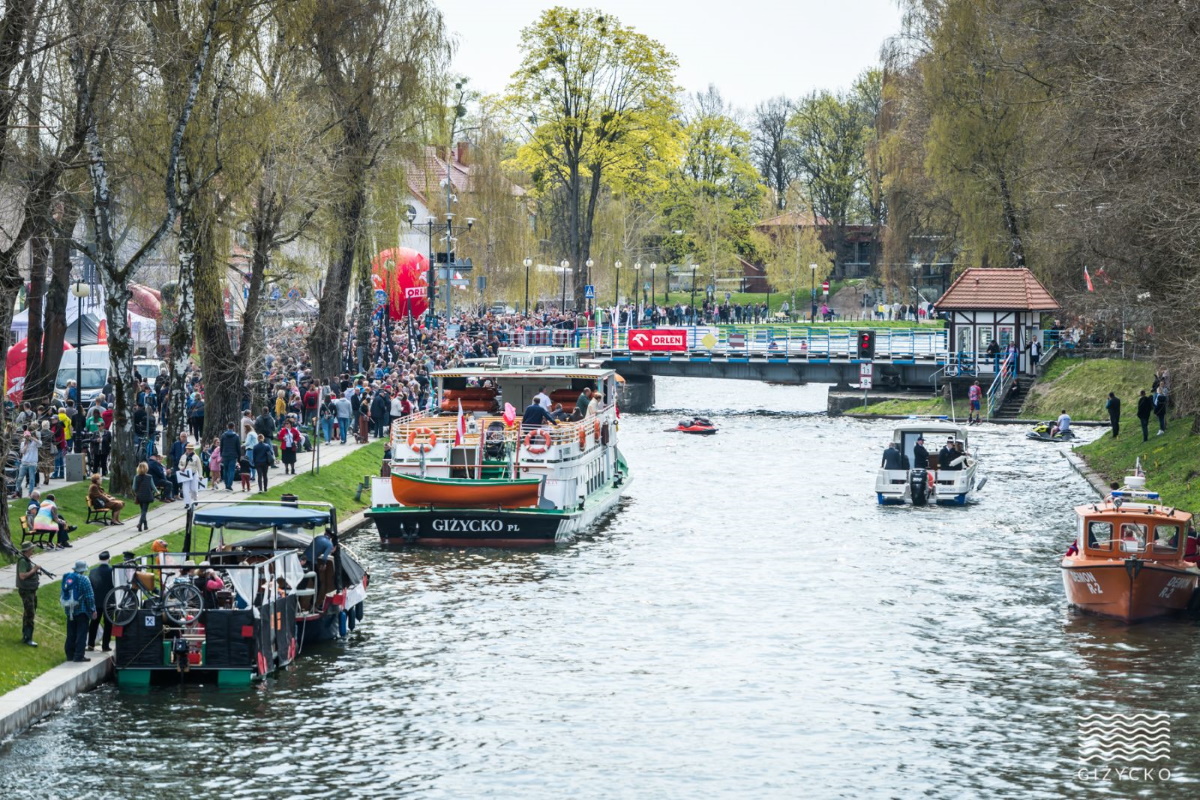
874,422 -> 983,506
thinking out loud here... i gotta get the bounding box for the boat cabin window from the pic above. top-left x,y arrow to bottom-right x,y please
1119,522 -> 1148,553
1153,524 -> 1182,555
1086,521 -> 1113,551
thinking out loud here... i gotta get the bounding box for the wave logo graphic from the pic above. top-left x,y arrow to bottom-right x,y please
1079,713 -> 1171,762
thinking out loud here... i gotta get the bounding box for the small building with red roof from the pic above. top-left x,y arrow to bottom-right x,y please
934,268 -> 1059,376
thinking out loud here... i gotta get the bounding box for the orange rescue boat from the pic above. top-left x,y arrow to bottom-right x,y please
1062,476 -> 1200,623
390,472 -> 542,509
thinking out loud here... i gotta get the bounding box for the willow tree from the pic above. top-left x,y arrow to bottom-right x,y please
69,0 -> 222,493
305,0 -> 448,379
0,0 -> 82,554
509,6 -> 679,308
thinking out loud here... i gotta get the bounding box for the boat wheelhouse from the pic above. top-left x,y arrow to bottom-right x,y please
367,348 -> 630,546
109,502 -> 368,687
874,421 -> 982,506
1062,477 -> 1200,622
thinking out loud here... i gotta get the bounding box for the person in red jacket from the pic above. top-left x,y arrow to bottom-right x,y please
278,417 -> 301,475
302,385 -> 319,426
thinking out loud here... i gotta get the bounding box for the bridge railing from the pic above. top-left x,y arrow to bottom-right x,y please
555,325 -> 949,358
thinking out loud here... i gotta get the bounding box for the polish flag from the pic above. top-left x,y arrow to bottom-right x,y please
1084,266 -> 1094,292
455,398 -> 465,446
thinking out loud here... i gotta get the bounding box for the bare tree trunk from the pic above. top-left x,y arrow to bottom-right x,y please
997,166 -> 1026,269
28,213 -> 75,407
309,172 -> 367,377
195,208 -> 241,442
166,168 -> 199,449
23,228 -> 48,400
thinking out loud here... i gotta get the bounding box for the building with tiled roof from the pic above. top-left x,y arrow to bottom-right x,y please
934,268 -> 1060,376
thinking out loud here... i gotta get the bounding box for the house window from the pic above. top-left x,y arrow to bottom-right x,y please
856,241 -> 873,264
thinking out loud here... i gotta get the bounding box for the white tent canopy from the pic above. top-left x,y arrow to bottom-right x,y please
11,296 -> 157,347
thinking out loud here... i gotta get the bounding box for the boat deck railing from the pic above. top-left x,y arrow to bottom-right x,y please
389,407 -> 617,463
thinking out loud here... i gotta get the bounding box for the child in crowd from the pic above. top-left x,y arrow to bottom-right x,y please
238,452 -> 252,492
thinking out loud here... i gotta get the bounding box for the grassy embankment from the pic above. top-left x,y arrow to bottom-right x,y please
845,395 -> 972,419
1076,423 -> 1200,510
0,442 -> 384,696
1,481 -> 119,569
848,357 -> 1155,421
1021,358 -> 1155,422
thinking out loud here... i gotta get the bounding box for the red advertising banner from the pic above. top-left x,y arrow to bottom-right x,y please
627,328 -> 688,351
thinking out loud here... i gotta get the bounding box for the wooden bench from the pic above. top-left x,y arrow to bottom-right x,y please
19,516 -> 56,549
85,495 -> 113,525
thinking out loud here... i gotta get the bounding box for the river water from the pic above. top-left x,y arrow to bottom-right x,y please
3,378 -> 1199,799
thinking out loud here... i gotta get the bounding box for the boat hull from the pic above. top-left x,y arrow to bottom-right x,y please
370,477 -> 628,547
390,473 -> 541,509
1061,560 -> 1199,622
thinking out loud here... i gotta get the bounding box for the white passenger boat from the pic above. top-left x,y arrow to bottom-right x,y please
874,422 -> 983,506
367,348 -> 631,546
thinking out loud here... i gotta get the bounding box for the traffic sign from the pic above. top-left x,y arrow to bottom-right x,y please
728,332 -> 746,348
822,280 -> 830,296
859,363 -> 874,377
450,278 -> 470,287
374,289 -> 388,307
628,328 -> 688,352
584,284 -> 595,299
706,284 -> 715,294
643,282 -> 651,292
860,376 -> 873,389
701,333 -> 717,350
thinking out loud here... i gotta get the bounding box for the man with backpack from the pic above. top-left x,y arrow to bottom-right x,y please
61,560 -> 97,663
87,551 -> 114,652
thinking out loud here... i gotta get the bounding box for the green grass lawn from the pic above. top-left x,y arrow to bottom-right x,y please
1022,358 -> 1155,421
1075,419 -> 1200,510
847,396 -> 973,419
0,442 -> 384,696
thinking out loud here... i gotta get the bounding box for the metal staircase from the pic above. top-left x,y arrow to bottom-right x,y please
993,377 -> 1036,419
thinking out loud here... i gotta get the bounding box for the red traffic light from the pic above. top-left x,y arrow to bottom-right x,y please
857,330 -> 876,359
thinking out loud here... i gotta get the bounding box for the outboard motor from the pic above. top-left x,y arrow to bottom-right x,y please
909,469 -> 931,506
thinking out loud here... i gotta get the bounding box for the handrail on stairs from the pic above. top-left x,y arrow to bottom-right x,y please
986,354 -> 1016,418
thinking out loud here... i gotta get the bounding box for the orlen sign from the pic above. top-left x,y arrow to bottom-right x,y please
628,328 -> 688,351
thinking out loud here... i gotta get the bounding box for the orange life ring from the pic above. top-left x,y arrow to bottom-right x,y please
407,427 -> 437,453
578,427 -> 587,449
593,420 -> 601,440
524,429 -> 552,454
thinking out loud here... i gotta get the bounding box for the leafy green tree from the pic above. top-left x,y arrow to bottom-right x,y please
509,6 -> 680,308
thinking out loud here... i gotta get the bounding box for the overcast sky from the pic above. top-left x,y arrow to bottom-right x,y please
435,0 -> 904,113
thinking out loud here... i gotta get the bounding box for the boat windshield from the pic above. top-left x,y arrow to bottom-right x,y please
1085,518 -> 1185,558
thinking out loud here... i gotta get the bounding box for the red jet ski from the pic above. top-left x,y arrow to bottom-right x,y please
675,417 -> 718,435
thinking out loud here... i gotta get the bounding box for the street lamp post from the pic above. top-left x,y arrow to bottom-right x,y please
614,260 -> 622,308
690,264 -> 698,321
585,258 -> 594,316
809,263 -> 818,323
70,281 -> 91,442
523,258 -> 532,315
633,262 -> 642,325
559,260 -> 570,311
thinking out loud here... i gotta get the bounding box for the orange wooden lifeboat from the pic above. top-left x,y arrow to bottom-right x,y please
390,472 -> 542,509
1062,485 -> 1199,623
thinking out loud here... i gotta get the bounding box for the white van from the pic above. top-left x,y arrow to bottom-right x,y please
134,358 -> 166,383
54,345 -> 109,404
